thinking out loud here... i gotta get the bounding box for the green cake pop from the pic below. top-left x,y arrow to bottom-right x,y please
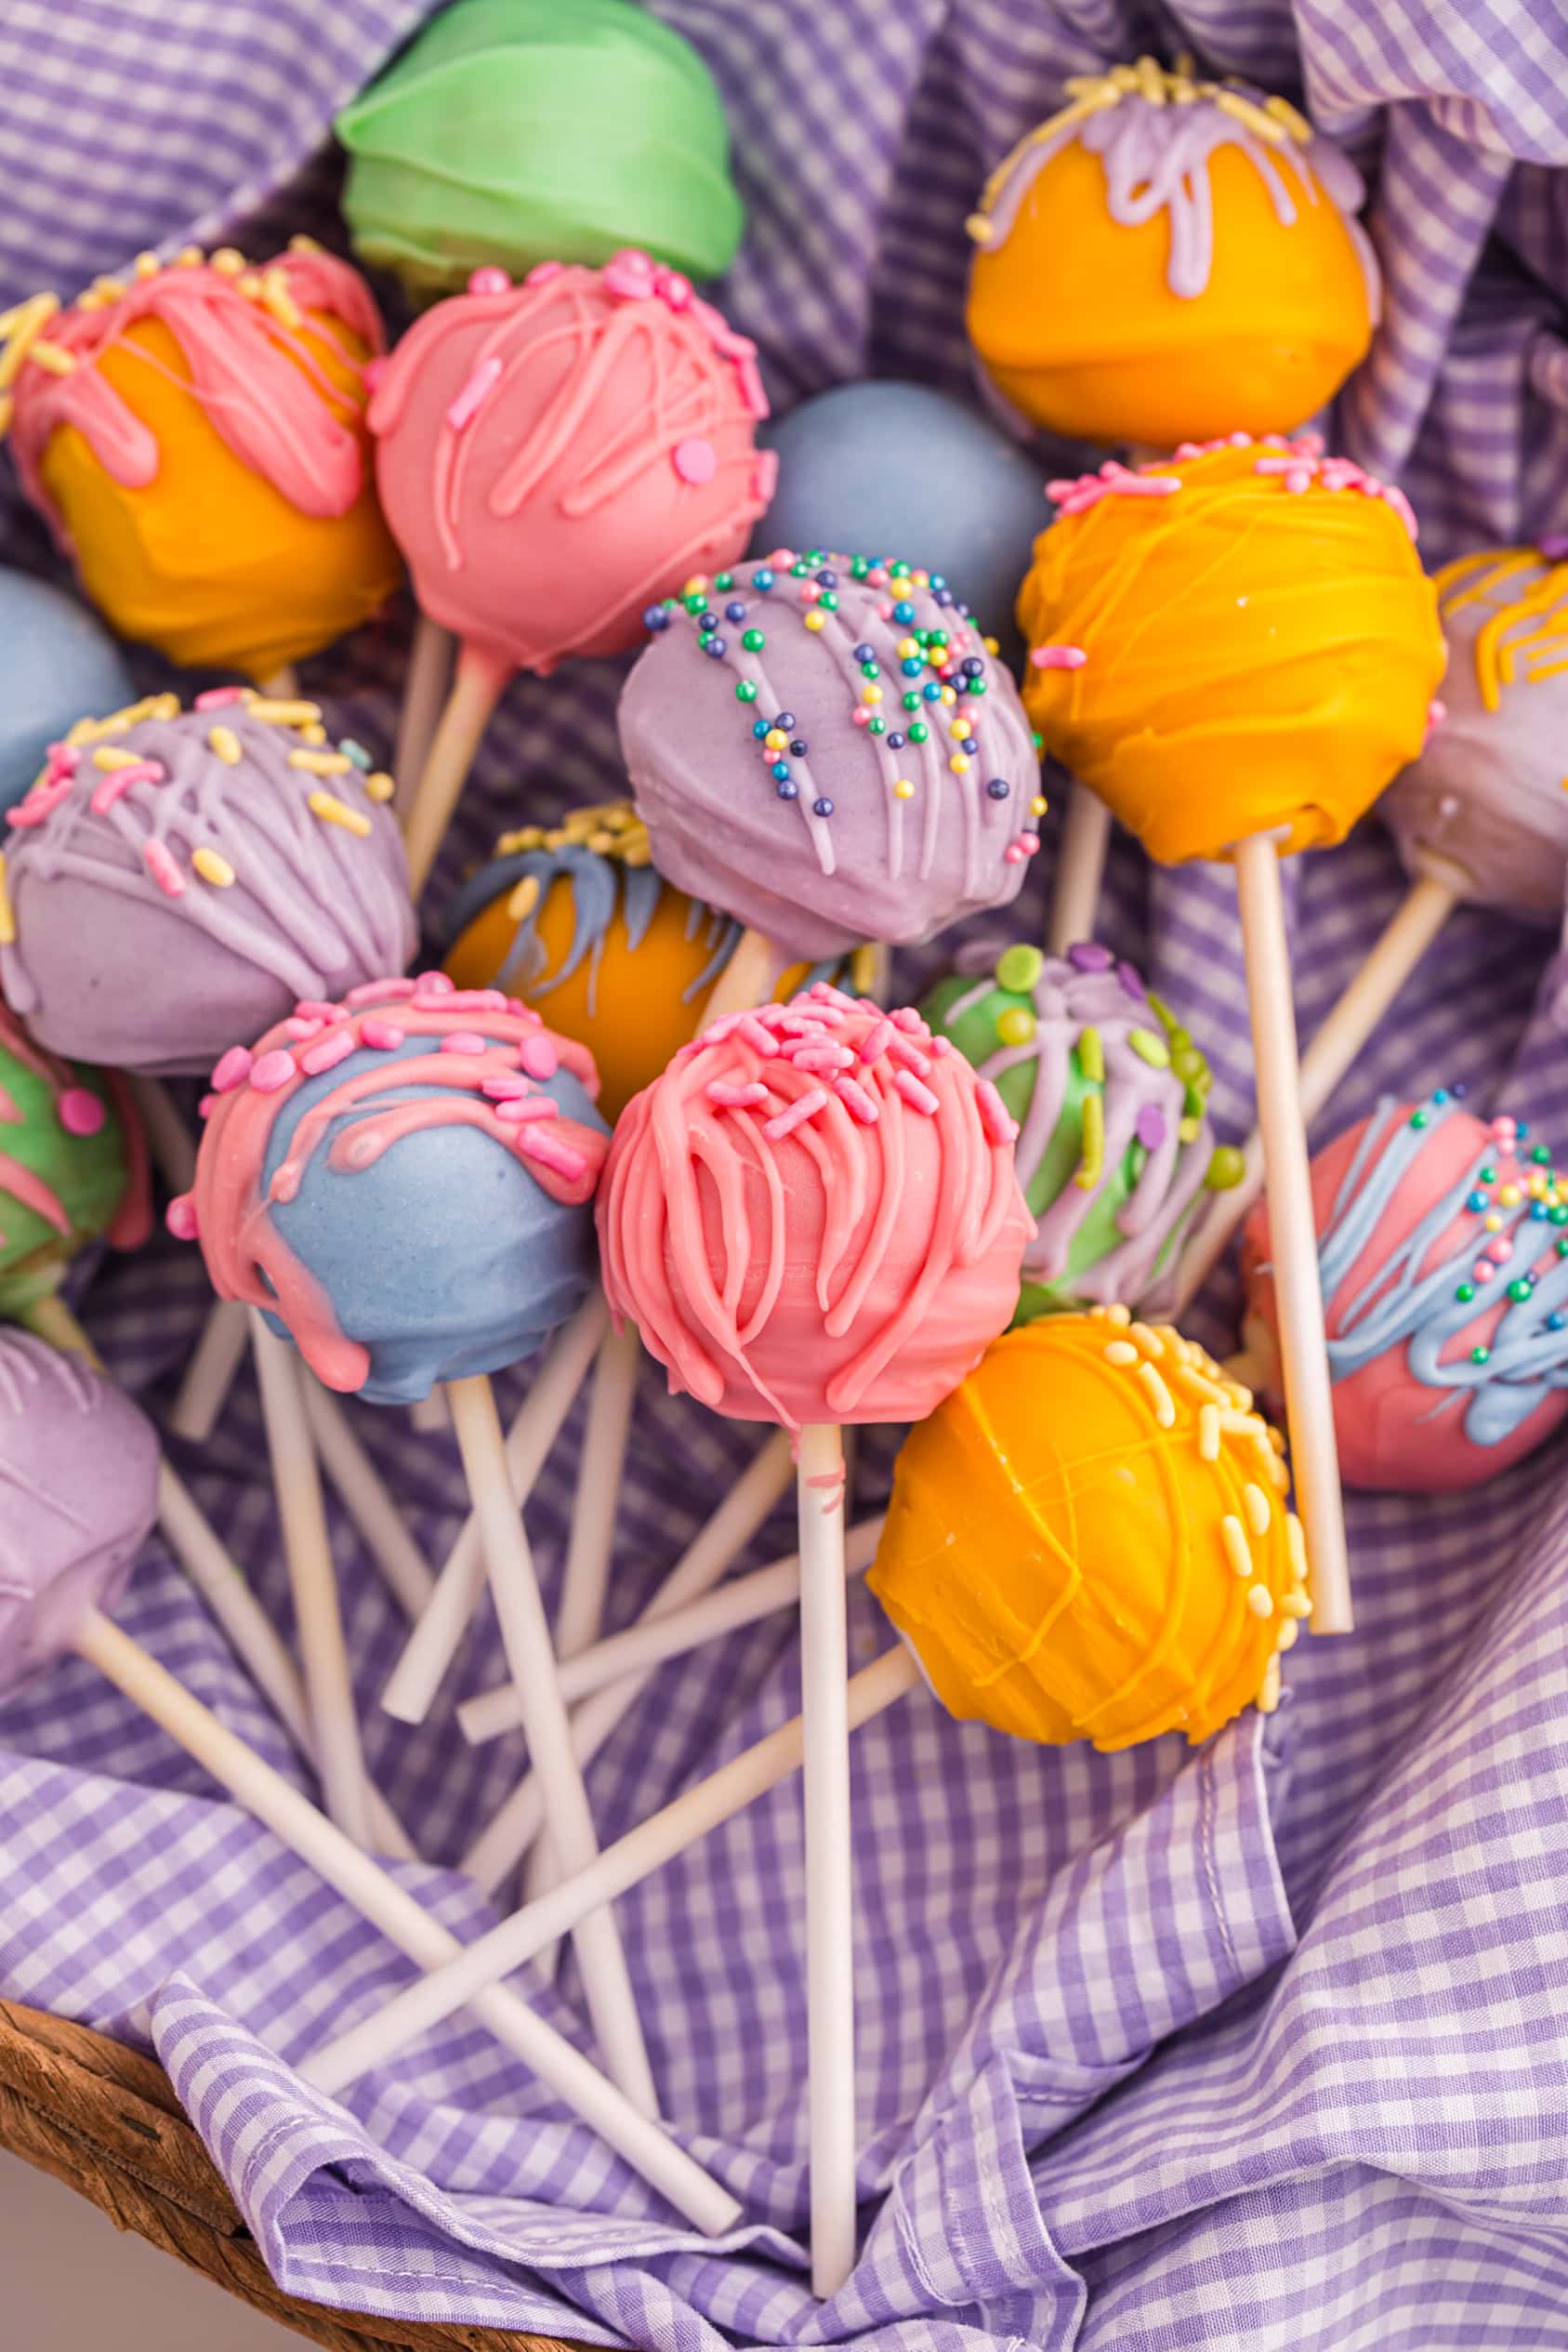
0,1000 -> 149,1322
922,940 -> 1242,1323
336,0 -> 745,300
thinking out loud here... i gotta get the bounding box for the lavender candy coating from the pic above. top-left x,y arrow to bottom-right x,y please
1379,550 -> 1568,925
0,1331 -> 159,1697
620,551 -> 1040,958
0,696 -> 416,1076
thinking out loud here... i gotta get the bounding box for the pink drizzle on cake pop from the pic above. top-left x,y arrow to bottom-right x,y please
598,984 -> 1032,1429
0,998 -> 149,1254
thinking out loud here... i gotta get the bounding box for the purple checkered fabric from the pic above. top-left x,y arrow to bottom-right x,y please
2,2 -> 1568,2345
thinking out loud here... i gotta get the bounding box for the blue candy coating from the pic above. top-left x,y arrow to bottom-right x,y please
0,573 -> 135,815
754,382 -> 1053,661
257,1032 -> 608,1406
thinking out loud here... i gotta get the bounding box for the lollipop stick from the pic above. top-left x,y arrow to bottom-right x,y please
69,1604 -> 738,2235
460,1429 -> 795,1894
17,1289 -> 96,1362
125,1074 -> 197,1194
444,1372 -> 657,2116
702,929 -> 782,1022
257,666 -> 299,701
304,1645 -> 919,2104
380,1288 -> 609,1724
556,1317 -> 640,1660
1232,834 -> 1351,1633
459,1517 -> 885,1746
797,1423 -> 858,2296
404,643 -> 508,896
302,1378 -> 435,1621
1047,786 -> 1113,956
409,1387 -> 451,1434
1174,864 -> 1460,1309
168,1298 -> 251,1444
249,1312 -> 376,1844
393,617 -> 455,818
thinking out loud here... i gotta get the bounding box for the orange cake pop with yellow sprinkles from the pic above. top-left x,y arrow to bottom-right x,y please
1018,432 -> 1446,865
442,800 -> 865,1121
0,242 -> 401,682
967,58 -> 1378,446
869,1306 -> 1310,1748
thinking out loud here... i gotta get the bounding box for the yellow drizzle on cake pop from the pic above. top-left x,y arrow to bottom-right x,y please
869,1306 -> 1308,1748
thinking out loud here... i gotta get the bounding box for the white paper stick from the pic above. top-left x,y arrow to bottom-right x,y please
305,1645 -> 918,2100
444,1373 -> 656,2115
302,1379 -> 435,1621
701,929 -> 782,1023
1174,862 -> 1461,1310
125,1073 -> 197,1194
1232,833 -> 1351,1633
250,1313 -> 375,1844
1047,786 -> 1113,956
380,1290 -> 610,1724
404,649 -> 506,896
796,1423 -> 858,2296
461,1429 -> 796,1894
555,1317 -> 641,1660
71,1605 -> 737,2234
460,1518 -> 885,1746
167,1298 -> 252,1445
257,665 -> 300,700
393,616 -> 455,820
408,1388 -> 451,1434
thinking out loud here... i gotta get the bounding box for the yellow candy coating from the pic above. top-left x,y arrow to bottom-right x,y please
1018,438 -> 1445,864
869,1309 -> 1306,1749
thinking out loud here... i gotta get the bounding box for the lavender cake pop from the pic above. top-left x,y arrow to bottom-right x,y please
1379,548 -> 1568,923
923,940 -> 1243,1319
0,692 -> 415,1075
620,549 -> 1043,958
0,1330 -> 159,1696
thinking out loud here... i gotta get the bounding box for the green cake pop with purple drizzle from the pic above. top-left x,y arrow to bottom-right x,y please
923,940 -> 1243,1321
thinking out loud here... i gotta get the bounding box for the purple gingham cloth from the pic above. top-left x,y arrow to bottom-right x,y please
2,2 -> 1568,2345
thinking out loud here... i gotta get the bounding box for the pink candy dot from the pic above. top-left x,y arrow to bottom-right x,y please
58,1087 -> 105,1137
441,1031 -> 489,1055
469,266 -> 512,296
361,1019 -> 404,1051
211,1046 -> 254,1093
166,1196 -> 199,1241
673,436 -> 718,485
1486,1237 -> 1513,1264
250,1050 -> 296,1094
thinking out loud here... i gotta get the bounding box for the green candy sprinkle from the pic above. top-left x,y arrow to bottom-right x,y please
742,628 -> 765,651
735,680 -> 758,703
995,943 -> 1043,994
1127,1026 -> 1171,1070
1206,1145 -> 1245,1191
1455,1283 -> 1476,1303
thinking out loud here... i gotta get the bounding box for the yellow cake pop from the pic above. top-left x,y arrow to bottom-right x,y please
443,801 -> 863,1121
967,59 -> 1377,446
869,1307 -> 1308,1748
0,243 -> 400,682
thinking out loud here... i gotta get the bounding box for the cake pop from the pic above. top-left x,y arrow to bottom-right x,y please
0,693 -> 415,1077
371,253 -> 774,891
1020,433 -> 1446,1633
622,549 -> 1043,966
870,1306 -> 1307,1740
442,800 -> 860,1121
173,973 -> 652,2102
599,982 -> 1032,2293
171,977 -> 608,1407
0,1000 -> 149,1323
753,383 -> 1054,665
336,0 -> 744,299
0,573 -> 135,817
0,1327 -> 735,2231
1179,548 -> 1566,1305
0,244 -> 399,684
1243,1090 -> 1568,1491
923,940 -> 1243,1321
967,59 -> 1377,445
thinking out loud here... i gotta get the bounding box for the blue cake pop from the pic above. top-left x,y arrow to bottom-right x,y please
0,572 -> 135,815
753,381 -> 1056,662
172,977 -> 610,1407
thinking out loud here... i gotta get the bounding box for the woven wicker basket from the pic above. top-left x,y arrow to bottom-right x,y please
0,2000 -> 583,2351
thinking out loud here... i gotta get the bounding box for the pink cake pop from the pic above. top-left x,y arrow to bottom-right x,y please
598,980 -> 1032,2293
1242,1088 -> 1568,1490
370,251 -> 775,891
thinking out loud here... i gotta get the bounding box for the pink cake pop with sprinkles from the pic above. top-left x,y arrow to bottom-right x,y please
371,250 -> 775,891
598,979 -> 1033,2293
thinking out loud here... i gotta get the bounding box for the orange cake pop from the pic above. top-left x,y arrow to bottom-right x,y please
0,243 -> 401,683
967,59 -> 1377,446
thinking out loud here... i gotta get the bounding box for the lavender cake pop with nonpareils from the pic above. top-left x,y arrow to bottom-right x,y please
620,550 -> 1043,958
1379,550 -> 1568,923
170,976 -> 610,1406
923,940 -> 1243,1321
0,1330 -> 159,1697
0,692 -> 415,1076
